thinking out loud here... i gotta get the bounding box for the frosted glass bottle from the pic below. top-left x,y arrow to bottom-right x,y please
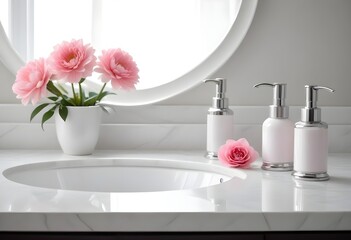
207,114 -> 233,155
292,85 -> 334,181
294,126 -> 328,173
204,78 -> 233,159
262,118 -> 294,167
254,82 -> 294,171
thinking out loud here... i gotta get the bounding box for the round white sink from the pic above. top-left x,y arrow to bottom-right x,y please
3,159 -> 243,193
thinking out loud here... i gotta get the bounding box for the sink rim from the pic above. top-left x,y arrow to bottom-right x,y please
2,158 -> 246,193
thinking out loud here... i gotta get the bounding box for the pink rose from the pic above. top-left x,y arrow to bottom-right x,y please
12,58 -> 51,105
47,39 -> 96,83
218,138 -> 259,168
95,48 -> 139,90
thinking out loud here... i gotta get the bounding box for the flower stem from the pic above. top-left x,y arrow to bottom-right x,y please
95,83 -> 107,104
71,83 -> 77,105
79,82 -> 83,106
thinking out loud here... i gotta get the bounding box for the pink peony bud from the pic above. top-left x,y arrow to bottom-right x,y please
12,58 -> 51,105
95,48 -> 139,90
218,138 -> 259,168
47,39 -> 96,83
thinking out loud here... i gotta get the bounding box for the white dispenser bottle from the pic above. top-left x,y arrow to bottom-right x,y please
254,83 -> 294,171
204,78 -> 233,159
292,85 -> 335,181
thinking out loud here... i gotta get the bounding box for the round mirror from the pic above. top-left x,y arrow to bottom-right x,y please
0,0 -> 257,106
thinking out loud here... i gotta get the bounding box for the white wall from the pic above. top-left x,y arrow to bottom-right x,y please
162,0 -> 351,106
0,63 -> 16,103
1,0 -> 351,106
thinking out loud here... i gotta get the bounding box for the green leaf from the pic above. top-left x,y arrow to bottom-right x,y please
47,81 -> 62,97
96,91 -> 116,102
30,103 -> 50,122
99,105 -> 110,114
41,105 -> 57,130
83,95 -> 98,106
82,91 -> 116,106
88,92 -> 98,98
48,96 -> 59,102
59,105 -> 68,121
56,83 -> 69,95
79,78 -> 86,84
61,95 -> 76,106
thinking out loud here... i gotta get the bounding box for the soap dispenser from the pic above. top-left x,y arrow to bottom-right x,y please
204,78 -> 233,159
254,83 -> 294,171
292,85 -> 335,181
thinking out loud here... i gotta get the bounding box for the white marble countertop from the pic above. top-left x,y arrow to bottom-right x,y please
0,150 -> 350,232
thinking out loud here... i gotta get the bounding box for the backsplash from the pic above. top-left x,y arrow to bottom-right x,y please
1,104 -> 351,153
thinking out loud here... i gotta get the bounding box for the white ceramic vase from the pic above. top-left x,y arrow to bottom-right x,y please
55,106 -> 102,155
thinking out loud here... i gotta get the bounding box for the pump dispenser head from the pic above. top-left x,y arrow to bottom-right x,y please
253,83 -> 288,119
204,78 -> 231,114
301,85 -> 335,123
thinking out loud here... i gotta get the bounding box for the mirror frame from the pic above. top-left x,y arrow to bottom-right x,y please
0,0 -> 257,106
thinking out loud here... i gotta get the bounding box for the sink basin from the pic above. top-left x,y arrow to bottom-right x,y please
3,159 -> 244,193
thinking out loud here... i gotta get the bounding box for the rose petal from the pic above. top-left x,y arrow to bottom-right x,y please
218,138 -> 259,168
47,39 -> 96,83
12,58 -> 51,105
95,48 -> 139,90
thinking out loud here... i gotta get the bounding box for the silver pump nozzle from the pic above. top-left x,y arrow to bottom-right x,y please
301,85 -> 335,123
253,82 -> 288,118
204,78 -> 229,110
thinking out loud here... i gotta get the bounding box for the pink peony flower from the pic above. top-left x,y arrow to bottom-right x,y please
95,48 -> 139,90
218,138 -> 259,168
12,58 -> 51,105
47,39 -> 96,83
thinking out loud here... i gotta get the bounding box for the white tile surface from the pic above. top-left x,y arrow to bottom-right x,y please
1,105 -> 350,153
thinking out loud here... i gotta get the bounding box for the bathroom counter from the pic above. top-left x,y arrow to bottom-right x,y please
0,150 -> 350,232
